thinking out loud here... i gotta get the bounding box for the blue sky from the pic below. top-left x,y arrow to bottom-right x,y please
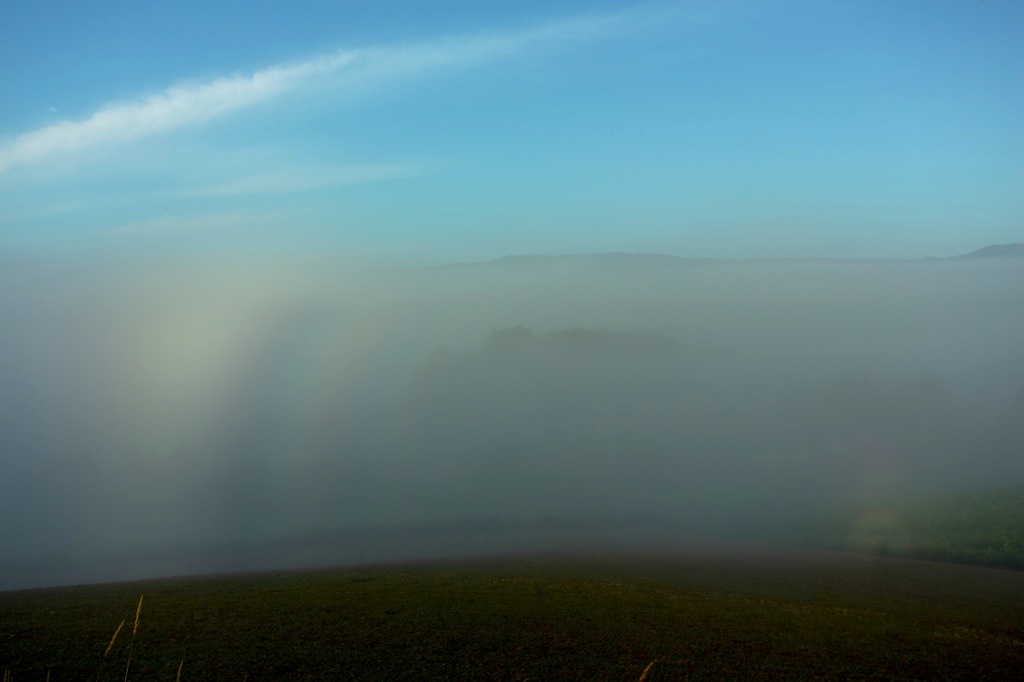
1,0 -> 1021,264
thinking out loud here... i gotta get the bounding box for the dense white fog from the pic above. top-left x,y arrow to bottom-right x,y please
1,251 -> 1022,588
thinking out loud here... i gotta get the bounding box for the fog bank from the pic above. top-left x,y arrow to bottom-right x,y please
1,253 -> 1021,588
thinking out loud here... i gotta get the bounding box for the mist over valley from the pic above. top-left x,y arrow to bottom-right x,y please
2,248 -> 1021,589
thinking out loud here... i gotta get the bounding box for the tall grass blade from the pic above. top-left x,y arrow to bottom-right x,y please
638,658 -> 658,682
105,620 -> 125,657
96,619 -> 126,681
132,594 -> 143,635
124,594 -> 143,682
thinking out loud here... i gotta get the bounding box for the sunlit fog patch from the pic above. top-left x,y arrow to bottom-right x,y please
849,509 -> 905,554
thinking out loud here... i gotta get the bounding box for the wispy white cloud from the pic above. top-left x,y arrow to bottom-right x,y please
104,212 -> 263,237
0,200 -> 90,225
0,53 -> 357,174
0,8 -> 675,174
179,164 -> 420,198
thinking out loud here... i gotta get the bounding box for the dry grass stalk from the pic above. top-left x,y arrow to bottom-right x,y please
638,658 -> 658,682
132,595 -> 143,636
123,594 -> 143,682
105,620 -> 126,657
96,619 -> 126,681
175,659 -> 183,682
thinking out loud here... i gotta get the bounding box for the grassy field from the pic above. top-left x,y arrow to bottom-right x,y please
2,545 -> 1023,681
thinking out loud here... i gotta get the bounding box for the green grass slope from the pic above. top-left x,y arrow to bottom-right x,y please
2,548 -> 1023,680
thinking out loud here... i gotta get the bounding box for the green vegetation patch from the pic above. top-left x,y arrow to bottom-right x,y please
800,487 -> 1024,570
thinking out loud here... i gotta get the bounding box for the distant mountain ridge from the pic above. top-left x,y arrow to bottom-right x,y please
485,253 -> 717,268
435,244 -> 1024,270
954,243 -> 1024,259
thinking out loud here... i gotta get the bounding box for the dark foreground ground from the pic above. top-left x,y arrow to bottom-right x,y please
2,544 -> 1023,681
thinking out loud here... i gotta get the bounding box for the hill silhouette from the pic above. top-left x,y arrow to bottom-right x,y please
433,244 -> 1024,269
955,243 -> 1024,259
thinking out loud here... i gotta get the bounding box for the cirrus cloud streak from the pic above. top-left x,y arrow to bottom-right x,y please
179,164 -> 421,198
0,8 -> 675,175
